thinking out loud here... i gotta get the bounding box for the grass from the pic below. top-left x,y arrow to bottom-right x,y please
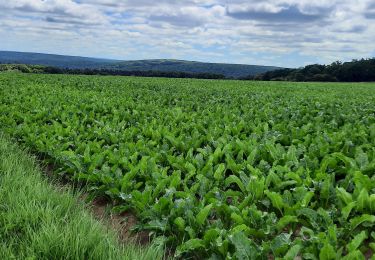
0,134 -> 163,260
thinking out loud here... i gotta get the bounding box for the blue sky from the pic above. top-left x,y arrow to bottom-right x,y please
0,0 -> 374,67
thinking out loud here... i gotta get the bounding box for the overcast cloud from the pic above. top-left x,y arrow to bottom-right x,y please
0,0 -> 374,67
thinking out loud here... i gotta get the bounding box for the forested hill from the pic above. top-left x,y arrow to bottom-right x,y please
0,51 -> 280,78
104,59 -> 280,78
249,58 -> 375,82
0,51 -> 115,69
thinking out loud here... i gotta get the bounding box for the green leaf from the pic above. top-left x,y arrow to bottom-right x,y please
276,215 -> 298,232
319,242 -> 336,260
336,187 -> 353,205
332,152 -> 357,170
203,228 -> 220,244
174,217 -> 186,231
176,238 -> 205,256
284,244 -> 302,260
355,148 -> 369,169
301,191 -> 314,207
196,204 -> 213,226
320,177 -> 331,203
214,163 -> 226,180
369,242 -> 375,252
271,233 -> 291,256
83,145 -> 91,163
342,250 -> 364,260
350,214 -> 375,230
144,219 -> 168,232
369,194 -> 375,213
356,189 -> 369,212
342,202 -> 356,220
265,190 -> 284,214
354,171 -> 372,192
246,176 -> 265,200
225,175 -> 245,193
231,212 -> 245,225
347,231 -> 367,252
229,231 -> 258,260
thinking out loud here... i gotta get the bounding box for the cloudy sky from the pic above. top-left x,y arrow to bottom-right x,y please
0,0 -> 374,67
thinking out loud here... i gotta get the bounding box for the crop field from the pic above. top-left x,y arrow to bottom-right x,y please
1,72 -> 375,259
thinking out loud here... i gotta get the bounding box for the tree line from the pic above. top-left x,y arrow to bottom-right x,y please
244,58 -> 375,82
0,64 -> 226,80
2,58 -> 375,82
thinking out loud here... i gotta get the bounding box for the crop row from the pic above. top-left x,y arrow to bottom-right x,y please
1,73 -> 375,259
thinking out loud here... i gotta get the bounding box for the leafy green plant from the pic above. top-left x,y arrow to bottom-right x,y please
1,72 -> 374,259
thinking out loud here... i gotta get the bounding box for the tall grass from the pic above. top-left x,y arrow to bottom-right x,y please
0,134 -> 163,259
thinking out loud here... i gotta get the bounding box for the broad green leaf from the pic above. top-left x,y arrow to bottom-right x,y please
284,244 -> 302,260
276,215 -> 298,231
83,145 -> 91,163
203,228 -> 220,244
336,187 -> 353,205
231,212 -> 244,225
320,177 -> 331,203
246,176 -> 265,200
342,202 -> 356,220
174,217 -> 186,231
301,191 -> 314,207
347,231 -> 367,252
225,175 -> 245,193
229,231 -> 258,260
319,242 -> 336,260
196,204 -> 213,226
214,163 -> 226,180
368,194 -> 375,213
332,152 -> 357,170
369,242 -> 375,252
265,190 -> 284,214
350,214 -> 375,230
342,250 -> 364,260
176,238 -> 205,256
356,189 -> 369,212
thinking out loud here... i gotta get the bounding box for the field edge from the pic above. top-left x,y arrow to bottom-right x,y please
0,133 -> 164,259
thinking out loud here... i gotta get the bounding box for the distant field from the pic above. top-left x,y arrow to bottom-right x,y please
1,72 -> 375,259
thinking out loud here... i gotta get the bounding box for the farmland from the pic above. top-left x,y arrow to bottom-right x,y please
1,72 -> 375,259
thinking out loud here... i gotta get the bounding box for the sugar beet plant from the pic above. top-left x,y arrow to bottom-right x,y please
1,72 -> 375,259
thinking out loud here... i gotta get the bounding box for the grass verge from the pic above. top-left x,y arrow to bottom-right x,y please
0,134 -> 163,259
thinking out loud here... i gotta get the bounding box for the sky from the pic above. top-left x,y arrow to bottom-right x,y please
0,0 -> 374,67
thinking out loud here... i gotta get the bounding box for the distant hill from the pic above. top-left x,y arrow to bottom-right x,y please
0,51 -> 281,78
105,59 -> 281,78
0,51 -> 115,69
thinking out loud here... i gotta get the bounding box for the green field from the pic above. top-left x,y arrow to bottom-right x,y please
1,72 -> 375,259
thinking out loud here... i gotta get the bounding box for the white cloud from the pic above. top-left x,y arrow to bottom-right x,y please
0,0 -> 374,67
0,0 -> 107,25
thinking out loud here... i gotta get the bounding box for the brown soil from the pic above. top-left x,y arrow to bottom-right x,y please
42,163 -> 150,246
88,196 -> 150,245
